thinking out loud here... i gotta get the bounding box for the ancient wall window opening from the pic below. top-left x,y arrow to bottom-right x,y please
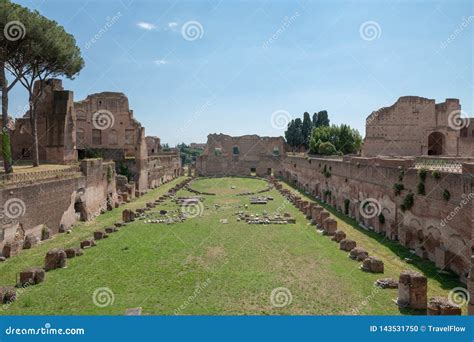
427,132 -> 445,155
125,129 -> 135,145
273,147 -> 280,156
92,129 -> 102,145
214,148 -> 222,156
232,146 -> 239,155
109,129 -> 118,145
250,167 -> 256,176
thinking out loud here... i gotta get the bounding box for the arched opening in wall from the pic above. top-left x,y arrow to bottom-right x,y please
250,167 -> 256,176
427,132 -> 445,155
74,189 -> 87,221
267,168 -> 273,176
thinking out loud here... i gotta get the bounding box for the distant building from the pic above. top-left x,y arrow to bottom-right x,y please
363,96 -> 473,157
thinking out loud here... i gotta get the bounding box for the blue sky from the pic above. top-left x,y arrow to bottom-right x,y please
9,0 -> 473,145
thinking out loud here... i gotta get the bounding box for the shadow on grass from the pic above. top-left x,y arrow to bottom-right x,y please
281,179 -> 463,291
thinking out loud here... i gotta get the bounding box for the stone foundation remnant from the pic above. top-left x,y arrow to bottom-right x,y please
80,239 -> 96,249
361,256 -> 384,273
19,267 -> 45,286
44,249 -> 67,271
427,297 -> 462,315
375,278 -> 398,289
23,235 -> 39,250
331,230 -> 346,243
93,231 -> 109,240
349,247 -> 369,261
65,247 -> 83,258
0,286 -> 16,304
122,209 -> 136,223
339,239 -> 357,252
397,270 -> 427,310
322,217 -> 338,236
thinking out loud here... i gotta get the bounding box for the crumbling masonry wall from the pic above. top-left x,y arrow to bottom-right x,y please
278,155 -> 473,279
196,134 -> 288,177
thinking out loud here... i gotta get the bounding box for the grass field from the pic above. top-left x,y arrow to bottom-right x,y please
0,177 -> 464,315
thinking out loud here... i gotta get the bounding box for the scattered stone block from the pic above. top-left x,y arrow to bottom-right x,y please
322,217 -> 337,235
427,297 -> 462,315
122,209 -> 135,222
23,234 -> 39,249
41,227 -> 52,241
65,247 -> 83,258
339,239 -> 357,252
2,241 -> 22,258
397,270 -> 427,310
80,239 -> 96,249
93,231 -> 108,240
105,227 -> 118,234
44,249 -> 67,271
19,268 -> 45,286
0,286 -> 16,304
125,307 -> 142,316
375,278 -> 398,289
349,247 -> 369,261
362,256 -> 384,273
0,257 -> 6,262
114,222 -> 125,227
331,230 -> 346,243
58,224 -> 67,233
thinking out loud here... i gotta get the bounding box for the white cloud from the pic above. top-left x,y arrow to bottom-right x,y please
137,21 -> 156,31
154,59 -> 168,65
168,22 -> 178,29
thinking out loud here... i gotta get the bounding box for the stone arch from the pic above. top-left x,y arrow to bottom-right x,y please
427,132 -> 445,155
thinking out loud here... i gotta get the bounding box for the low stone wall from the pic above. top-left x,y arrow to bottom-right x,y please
0,159 -> 116,252
278,155 -> 473,279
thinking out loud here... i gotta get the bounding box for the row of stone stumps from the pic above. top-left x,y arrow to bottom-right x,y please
1,177 -> 192,309
270,178 -> 462,315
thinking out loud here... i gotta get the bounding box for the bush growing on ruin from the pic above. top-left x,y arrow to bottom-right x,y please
418,168 -> 427,182
417,182 -> 425,195
401,193 -> 414,212
393,183 -> 404,196
442,189 -> 451,201
432,170 -> 441,180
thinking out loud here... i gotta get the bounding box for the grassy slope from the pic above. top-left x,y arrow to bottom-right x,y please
0,177 -> 463,315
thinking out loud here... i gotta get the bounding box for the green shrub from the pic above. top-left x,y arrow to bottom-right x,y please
417,182 -> 425,195
418,168 -> 427,182
442,189 -> 450,201
107,165 -> 113,183
393,183 -> 404,196
401,193 -> 414,212
432,170 -> 441,180
318,142 -> 337,155
398,170 -> 405,182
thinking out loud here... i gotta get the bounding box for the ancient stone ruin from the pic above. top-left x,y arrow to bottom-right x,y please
397,270 -> 427,310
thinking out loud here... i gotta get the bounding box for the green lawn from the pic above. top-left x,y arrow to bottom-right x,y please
0,177 -> 463,315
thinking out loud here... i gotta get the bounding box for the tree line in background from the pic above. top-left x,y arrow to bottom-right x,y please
0,0 -> 84,173
285,110 -> 362,155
